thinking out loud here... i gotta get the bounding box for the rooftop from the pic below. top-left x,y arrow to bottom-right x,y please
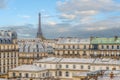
35,57 -> 120,65
11,65 -> 46,71
91,37 -> 120,44
57,37 -> 90,44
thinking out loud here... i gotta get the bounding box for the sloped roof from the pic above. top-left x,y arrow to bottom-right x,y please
91,37 -> 120,44
11,65 -> 46,71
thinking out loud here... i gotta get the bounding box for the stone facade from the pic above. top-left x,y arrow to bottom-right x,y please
0,30 -> 18,78
18,38 -> 48,65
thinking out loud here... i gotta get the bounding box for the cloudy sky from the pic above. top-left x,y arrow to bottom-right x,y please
0,0 -> 120,39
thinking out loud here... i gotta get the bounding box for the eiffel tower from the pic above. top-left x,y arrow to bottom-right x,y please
36,13 -> 45,40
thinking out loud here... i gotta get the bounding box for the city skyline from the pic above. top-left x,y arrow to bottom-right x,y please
0,0 -> 120,38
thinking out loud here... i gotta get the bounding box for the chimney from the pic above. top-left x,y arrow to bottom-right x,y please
114,36 -> 118,41
90,36 -> 94,41
110,72 -> 114,79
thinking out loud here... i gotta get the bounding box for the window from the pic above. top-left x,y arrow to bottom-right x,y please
107,45 -> 109,49
37,54 -> 39,58
68,51 -> 70,54
83,51 -> 86,56
73,65 -> 76,69
106,67 -> 109,70
13,72 -> 16,77
76,51 -> 79,54
81,65 -> 83,69
102,45 -> 104,49
25,73 -> 29,78
117,45 -> 119,49
112,45 -> 114,49
43,73 -> 45,77
59,64 -> 62,68
88,66 -> 90,69
19,73 -> 22,77
63,45 -> 65,49
73,45 -> 75,49
84,45 -> 86,49
66,65 -> 69,68
59,71 -> 62,76
46,72 -> 49,77
66,71 -> 69,77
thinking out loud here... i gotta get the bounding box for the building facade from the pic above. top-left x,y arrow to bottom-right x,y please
0,30 -> 18,78
90,37 -> 120,59
18,38 -> 48,65
9,57 -> 120,80
54,37 -> 90,58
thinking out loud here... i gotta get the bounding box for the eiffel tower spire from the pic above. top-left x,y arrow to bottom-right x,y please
37,13 -> 43,39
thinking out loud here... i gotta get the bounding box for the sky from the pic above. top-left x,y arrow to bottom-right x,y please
0,0 -> 120,39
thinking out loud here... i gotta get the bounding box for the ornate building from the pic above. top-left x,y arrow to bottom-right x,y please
0,30 -> 18,78
18,38 -> 48,65
54,37 -> 90,58
90,37 -> 120,59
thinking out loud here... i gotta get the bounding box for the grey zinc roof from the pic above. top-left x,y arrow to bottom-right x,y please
35,57 -> 120,65
93,58 -> 120,65
57,37 -> 90,44
35,57 -> 94,63
11,65 -> 46,71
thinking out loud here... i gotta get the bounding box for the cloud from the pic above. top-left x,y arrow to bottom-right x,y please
0,0 -> 6,8
60,13 -> 76,20
0,16 -> 120,39
17,15 -> 31,19
46,21 -> 57,26
57,0 -> 120,22
0,0 -> 120,39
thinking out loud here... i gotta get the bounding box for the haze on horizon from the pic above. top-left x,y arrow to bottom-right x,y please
0,0 -> 120,39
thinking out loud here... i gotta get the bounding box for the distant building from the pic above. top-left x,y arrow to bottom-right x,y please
17,38 -> 48,65
0,30 -> 18,78
0,30 -> 17,44
54,37 -> 90,58
90,37 -> 120,59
